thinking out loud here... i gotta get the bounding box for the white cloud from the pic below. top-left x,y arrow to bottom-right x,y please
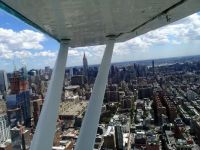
0,44 -> 33,59
0,28 -> 58,60
0,43 -> 13,59
73,45 -> 105,58
0,45 -> 56,59
68,49 -> 79,56
34,51 -> 56,57
14,50 -> 32,59
0,28 -> 45,50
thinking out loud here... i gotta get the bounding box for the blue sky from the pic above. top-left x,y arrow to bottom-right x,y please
1,8 -> 200,72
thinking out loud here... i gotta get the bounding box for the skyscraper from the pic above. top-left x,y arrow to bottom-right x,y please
152,60 -> 155,76
0,100 -> 11,146
83,52 -> 88,80
0,70 -> 8,93
6,71 -> 31,127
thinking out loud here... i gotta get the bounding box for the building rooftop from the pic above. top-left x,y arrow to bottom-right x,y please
62,129 -> 79,139
65,85 -> 80,90
0,100 -> 6,114
165,130 -> 176,149
52,146 -> 65,150
104,126 -> 115,136
59,101 -> 88,117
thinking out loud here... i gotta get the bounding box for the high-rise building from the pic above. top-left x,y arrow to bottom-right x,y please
30,99 -> 43,127
9,71 -> 29,94
138,87 -> 153,99
103,126 -> 116,149
0,114 -> 11,144
7,91 -> 31,127
0,70 -> 8,93
152,60 -> 155,76
7,71 -> 31,127
0,100 -> 11,147
10,126 -> 31,150
115,126 -> 123,150
71,75 -> 86,86
45,66 -> 51,73
83,52 -> 88,80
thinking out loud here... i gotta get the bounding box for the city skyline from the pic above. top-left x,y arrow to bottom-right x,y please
2,56 -> 200,149
1,9 -> 200,71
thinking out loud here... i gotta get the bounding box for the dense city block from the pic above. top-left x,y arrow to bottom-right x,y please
1,55 -> 200,149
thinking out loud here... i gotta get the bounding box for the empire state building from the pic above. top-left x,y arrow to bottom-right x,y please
83,52 -> 88,80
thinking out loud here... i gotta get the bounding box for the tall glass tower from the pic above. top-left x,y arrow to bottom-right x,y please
83,52 -> 88,80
